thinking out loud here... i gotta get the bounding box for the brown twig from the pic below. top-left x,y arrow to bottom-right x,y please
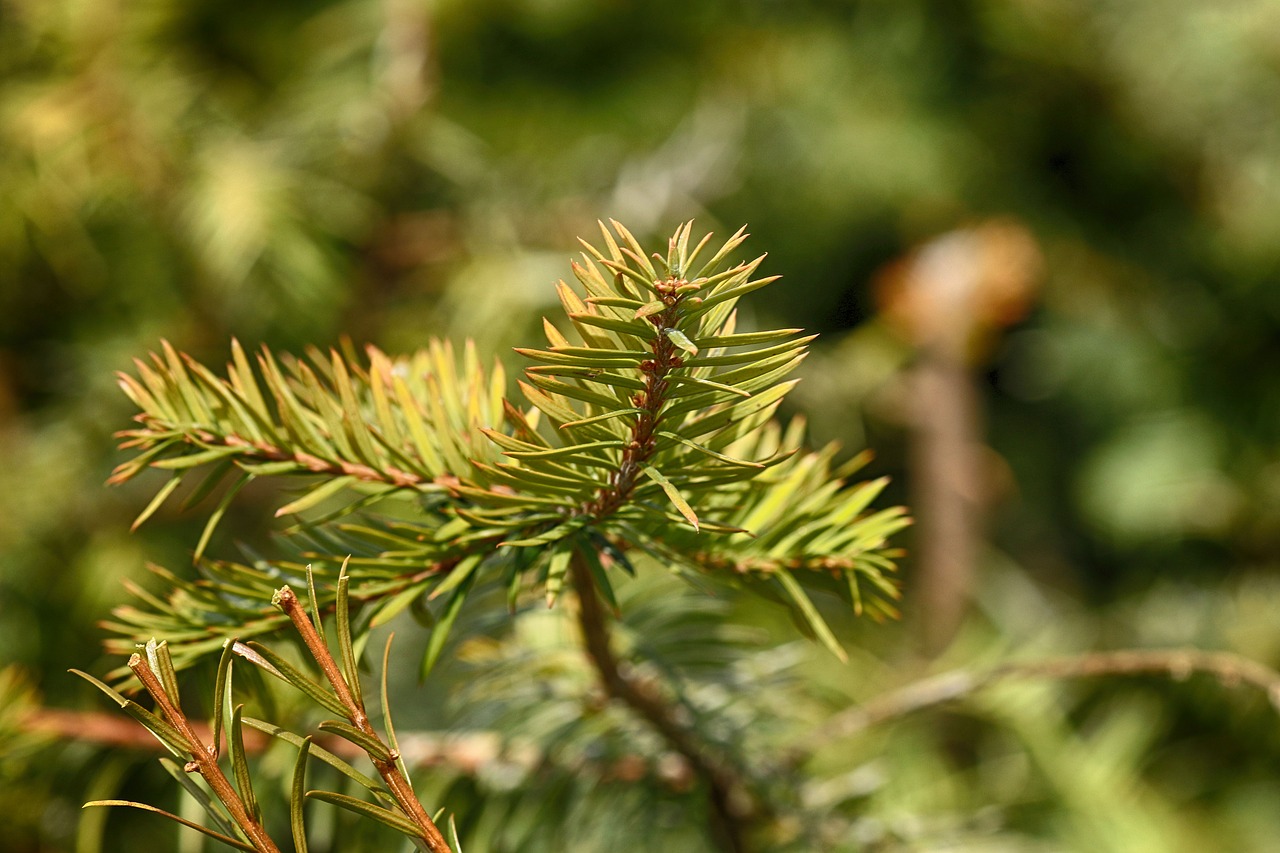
274,586 -> 453,853
570,551 -> 757,853
22,709 -> 229,752
111,428 -> 429,490
129,655 -> 282,853
792,647 -> 1280,759
21,709 -> 698,791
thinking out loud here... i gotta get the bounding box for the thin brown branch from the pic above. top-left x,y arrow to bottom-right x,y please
570,551 -> 757,853
275,587 -> 453,853
20,709 -> 267,752
20,710 -> 698,791
276,588 -> 364,720
793,647 -> 1280,759
111,430 -> 429,489
129,655 -> 282,853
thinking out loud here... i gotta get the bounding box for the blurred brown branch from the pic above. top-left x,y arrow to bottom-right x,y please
18,707 -> 695,786
791,646 -> 1280,760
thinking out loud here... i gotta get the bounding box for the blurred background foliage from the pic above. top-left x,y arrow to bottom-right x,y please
3,0 -> 1280,849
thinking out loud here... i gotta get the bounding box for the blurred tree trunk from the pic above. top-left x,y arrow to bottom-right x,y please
878,222 -> 1041,655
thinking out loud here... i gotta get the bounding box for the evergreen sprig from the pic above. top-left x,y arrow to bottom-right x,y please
108,221 -> 908,672
76,580 -> 456,853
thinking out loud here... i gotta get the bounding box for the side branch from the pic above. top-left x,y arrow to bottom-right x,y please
570,551 -> 758,852
793,647 -> 1280,758
129,655 -> 282,853
112,430 -> 428,489
19,710 -> 697,786
275,588 -> 453,853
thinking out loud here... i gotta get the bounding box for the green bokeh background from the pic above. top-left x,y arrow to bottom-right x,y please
3,0 -> 1280,850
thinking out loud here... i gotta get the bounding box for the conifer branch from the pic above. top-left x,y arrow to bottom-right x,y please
273,586 -> 453,853
126,654 -> 282,853
105,221 -> 908,674
81,221 -> 920,851
570,550 -> 759,852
